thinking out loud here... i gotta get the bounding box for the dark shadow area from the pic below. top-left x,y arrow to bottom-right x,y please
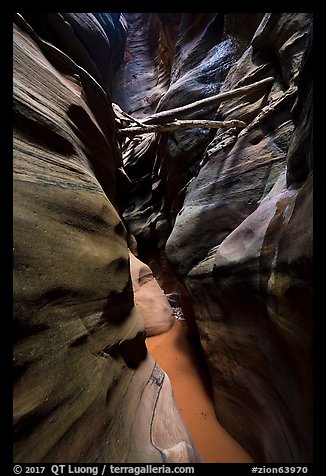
105,331 -> 147,369
13,99 -> 76,156
100,278 -> 134,326
174,319 -> 215,403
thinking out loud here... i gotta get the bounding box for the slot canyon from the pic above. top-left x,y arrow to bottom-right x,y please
13,12 -> 313,464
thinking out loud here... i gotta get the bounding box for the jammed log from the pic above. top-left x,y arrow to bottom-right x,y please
238,87 -> 297,138
141,77 -> 274,125
118,119 -> 246,138
112,102 -> 144,126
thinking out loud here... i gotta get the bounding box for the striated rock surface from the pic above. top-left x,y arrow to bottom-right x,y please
184,15 -> 313,463
129,252 -> 175,336
165,12 -> 312,276
20,12 -> 127,94
13,13 -> 199,463
122,13 -> 264,257
112,13 -> 180,119
118,13 -> 313,462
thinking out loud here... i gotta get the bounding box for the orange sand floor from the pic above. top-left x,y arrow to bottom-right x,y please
146,320 -> 253,463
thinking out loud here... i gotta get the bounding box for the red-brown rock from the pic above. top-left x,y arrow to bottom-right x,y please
129,253 -> 175,336
118,13 -> 313,463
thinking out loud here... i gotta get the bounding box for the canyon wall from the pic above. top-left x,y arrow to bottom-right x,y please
13,13 -> 199,463
116,13 -> 313,462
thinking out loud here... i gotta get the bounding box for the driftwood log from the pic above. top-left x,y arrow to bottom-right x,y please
115,77 -> 274,138
117,119 -> 246,138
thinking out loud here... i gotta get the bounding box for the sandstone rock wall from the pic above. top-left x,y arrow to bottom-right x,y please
129,252 -> 175,337
117,13 -> 313,462
13,13 -> 199,463
183,15 -> 313,463
112,13 -> 180,119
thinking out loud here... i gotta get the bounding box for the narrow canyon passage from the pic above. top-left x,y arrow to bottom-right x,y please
13,12 -> 313,464
112,12 -> 168,118
146,319 -> 254,463
114,13 -> 255,460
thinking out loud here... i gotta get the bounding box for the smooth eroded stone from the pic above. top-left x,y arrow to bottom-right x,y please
13,14 -> 200,463
116,12 -> 313,463
129,253 -> 175,336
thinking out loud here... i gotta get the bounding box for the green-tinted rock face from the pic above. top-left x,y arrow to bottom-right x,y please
13,14 -> 199,463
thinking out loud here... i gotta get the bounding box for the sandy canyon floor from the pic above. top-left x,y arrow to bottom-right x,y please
146,320 -> 253,463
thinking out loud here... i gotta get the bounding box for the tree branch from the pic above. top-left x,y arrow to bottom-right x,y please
118,119 -> 246,138
141,77 -> 274,125
112,102 -> 144,127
